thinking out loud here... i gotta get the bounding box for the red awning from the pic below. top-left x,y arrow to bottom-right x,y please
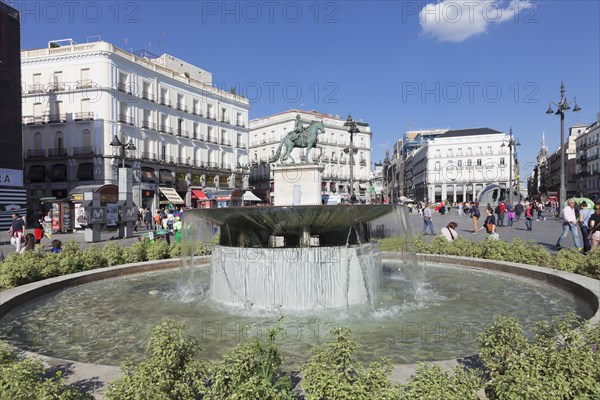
192,189 -> 209,200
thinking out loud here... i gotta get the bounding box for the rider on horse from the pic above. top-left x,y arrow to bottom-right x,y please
290,114 -> 304,141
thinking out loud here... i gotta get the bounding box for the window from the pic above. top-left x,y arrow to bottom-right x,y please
500,157 -> 505,166
457,160 -> 462,167
487,146 -> 492,155
435,161 -> 441,171
33,132 -> 42,149
82,129 -> 91,147
467,147 -> 472,156
467,159 -> 472,167
477,146 -> 482,155
447,149 -> 453,157
435,149 -> 441,157
193,99 -> 200,114
476,159 -> 482,166
457,148 -> 463,156
54,131 -> 64,150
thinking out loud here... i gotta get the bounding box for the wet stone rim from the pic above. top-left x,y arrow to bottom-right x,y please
0,254 -> 598,396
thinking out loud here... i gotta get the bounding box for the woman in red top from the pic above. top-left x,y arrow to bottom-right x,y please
33,218 -> 44,244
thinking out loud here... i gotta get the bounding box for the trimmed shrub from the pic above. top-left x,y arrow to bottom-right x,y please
146,240 -> 170,261
555,248 -> 586,273
80,245 -> 108,271
122,241 -> 148,264
0,252 -> 44,289
102,242 -> 125,267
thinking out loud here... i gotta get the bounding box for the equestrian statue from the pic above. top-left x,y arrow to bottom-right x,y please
272,114 -> 326,163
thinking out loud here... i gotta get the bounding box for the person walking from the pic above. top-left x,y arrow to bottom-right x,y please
506,206 -> 515,227
422,202 -> 435,235
33,218 -> 44,244
470,202 -> 480,233
144,208 -> 153,230
588,203 -> 600,251
514,201 -> 524,221
154,210 -> 162,231
578,202 -> 592,253
495,201 -> 506,227
556,199 -> 582,251
536,200 -> 546,221
524,202 -> 534,231
8,213 -> 25,253
478,207 -> 496,236
441,222 -> 458,241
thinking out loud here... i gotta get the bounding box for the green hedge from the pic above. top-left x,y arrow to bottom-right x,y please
0,239 -> 211,291
381,235 -> 599,279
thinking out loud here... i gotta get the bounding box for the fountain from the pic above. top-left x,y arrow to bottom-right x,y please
187,204 -> 413,310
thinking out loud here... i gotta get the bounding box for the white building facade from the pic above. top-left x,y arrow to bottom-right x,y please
412,128 -> 517,203
21,40 -> 250,213
249,110 -> 372,204
575,113 -> 600,200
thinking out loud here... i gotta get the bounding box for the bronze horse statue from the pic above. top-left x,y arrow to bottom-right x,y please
272,121 -> 325,163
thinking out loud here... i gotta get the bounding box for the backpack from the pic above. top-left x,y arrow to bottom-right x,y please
473,208 -> 481,218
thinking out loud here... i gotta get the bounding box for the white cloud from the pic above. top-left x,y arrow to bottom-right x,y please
419,0 -> 534,43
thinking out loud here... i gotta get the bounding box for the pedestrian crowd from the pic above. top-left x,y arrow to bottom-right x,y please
418,198 -> 600,254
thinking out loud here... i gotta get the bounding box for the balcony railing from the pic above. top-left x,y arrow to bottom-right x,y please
47,114 -> 67,123
28,84 -> 45,94
142,121 -> 157,131
142,91 -> 154,102
117,82 -> 132,94
220,117 -> 230,124
142,152 -> 157,161
118,114 -> 134,125
221,139 -> 232,146
22,116 -> 45,125
177,129 -> 190,138
26,149 -> 46,158
192,109 -> 203,117
206,161 -> 219,169
236,141 -> 245,148
48,82 -> 66,92
208,136 -> 218,144
176,103 -> 188,112
159,98 -> 171,107
159,125 -> 173,135
48,148 -> 68,157
76,79 -> 94,89
72,147 -> 95,156
236,121 -> 246,127
206,113 -> 216,120
74,112 -> 94,121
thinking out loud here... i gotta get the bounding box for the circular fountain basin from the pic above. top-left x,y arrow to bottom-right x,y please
0,257 -> 596,369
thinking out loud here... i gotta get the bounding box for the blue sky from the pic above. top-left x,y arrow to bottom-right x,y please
12,0 -> 600,181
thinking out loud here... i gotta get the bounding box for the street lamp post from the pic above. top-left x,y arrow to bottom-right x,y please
110,135 -> 137,169
546,81 -> 581,214
343,115 -> 360,203
501,127 -> 520,206
109,134 -> 138,238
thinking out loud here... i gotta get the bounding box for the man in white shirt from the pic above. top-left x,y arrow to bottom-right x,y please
556,199 -> 582,250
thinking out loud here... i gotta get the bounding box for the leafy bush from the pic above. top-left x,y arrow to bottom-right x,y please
80,245 -> 108,271
302,327 -> 399,399
555,248 -> 586,273
122,241 -> 148,264
102,242 -> 125,267
577,248 -> 600,278
206,326 -> 294,400
146,239 -> 170,261
0,252 -> 44,289
399,363 -> 481,399
477,314 -> 600,399
105,320 -> 207,400
169,242 -> 182,258
0,341 -> 92,399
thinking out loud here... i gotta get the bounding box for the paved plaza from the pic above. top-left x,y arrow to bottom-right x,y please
0,207 -> 581,259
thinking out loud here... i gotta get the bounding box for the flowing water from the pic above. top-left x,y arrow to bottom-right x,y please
0,262 -> 592,369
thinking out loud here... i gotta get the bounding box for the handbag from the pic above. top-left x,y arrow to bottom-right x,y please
486,223 -> 494,233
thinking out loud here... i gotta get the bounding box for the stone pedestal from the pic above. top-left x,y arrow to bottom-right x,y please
272,163 -> 324,206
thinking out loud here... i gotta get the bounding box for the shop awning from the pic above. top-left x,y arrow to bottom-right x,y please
243,191 -> 262,202
210,189 -> 243,201
158,186 -> 185,204
192,189 -> 211,200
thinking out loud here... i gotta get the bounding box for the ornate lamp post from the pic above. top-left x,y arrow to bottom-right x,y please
501,127 -> 520,205
110,134 -> 137,168
546,81 -> 581,214
343,115 -> 359,202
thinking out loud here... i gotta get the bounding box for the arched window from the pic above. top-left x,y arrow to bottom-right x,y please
33,132 -> 42,149
81,129 -> 91,148
54,131 -> 63,149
